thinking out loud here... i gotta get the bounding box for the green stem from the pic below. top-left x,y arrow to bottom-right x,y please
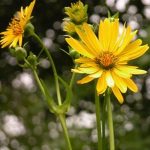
27,28 -> 62,105
32,69 -> 46,96
24,59 -> 46,96
30,64 -> 72,150
95,89 -> 102,150
58,115 -> 72,150
69,70 -> 76,89
106,89 -> 115,150
102,98 -> 106,150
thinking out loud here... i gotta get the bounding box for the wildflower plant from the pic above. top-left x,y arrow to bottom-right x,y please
0,1 -> 149,150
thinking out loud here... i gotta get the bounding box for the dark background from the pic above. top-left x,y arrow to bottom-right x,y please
0,0 -> 150,149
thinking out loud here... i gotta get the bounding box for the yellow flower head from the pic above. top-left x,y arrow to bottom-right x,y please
0,0 -> 36,48
66,18 -> 149,103
64,1 -> 88,24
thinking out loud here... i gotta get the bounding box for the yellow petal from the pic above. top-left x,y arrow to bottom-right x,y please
115,26 -> 136,55
71,69 -> 83,73
96,72 -> 107,94
111,72 -> 127,93
109,19 -> 119,51
116,65 -> 147,75
78,67 -> 99,74
119,44 -> 149,61
106,71 -> 114,87
112,86 -> 124,103
66,37 -> 94,58
82,23 -> 103,53
99,19 -> 111,50
75,27 -> 100,56
123,78 -> 138,92
121,39 -> 142,54
77,75 -> 94,84
113,67 -> 131,78
75,57 -> 94,63
89,70 -> 103,78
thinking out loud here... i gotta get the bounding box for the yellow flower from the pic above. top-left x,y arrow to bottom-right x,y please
0,0 -> 36,48
66,18 -> 149,103
64,1 -> 88,24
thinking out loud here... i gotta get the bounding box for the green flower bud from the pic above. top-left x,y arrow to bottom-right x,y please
69,47 -> 80,59
27,52 -> 38,68
64,1 -> 88,24
15,47 -> 27,61
24,23 -> 35,37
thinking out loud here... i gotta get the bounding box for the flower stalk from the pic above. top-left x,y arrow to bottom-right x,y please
106,89 -> 115,150
25,26 -> 62,105
95,88 -> 102,150
58,115 -> 72,150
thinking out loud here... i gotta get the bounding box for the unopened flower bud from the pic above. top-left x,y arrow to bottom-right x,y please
27,52 -> 38,68
15,47 -> 27,61
64,1 -> 88,24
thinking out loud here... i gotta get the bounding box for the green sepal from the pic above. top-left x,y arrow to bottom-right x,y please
69,47 -> 80,59
108,11 -> 119,22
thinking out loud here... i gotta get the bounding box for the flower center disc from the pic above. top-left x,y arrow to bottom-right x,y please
96,52 -> 116,69
10,18 -> 23,36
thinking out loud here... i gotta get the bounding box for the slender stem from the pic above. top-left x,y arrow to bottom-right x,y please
32,69 -> 46,96
95,89 -> 102,150
24,59 -> 46,96
106,89 -> 115,150
58,115 -> 72,150
69,72 -> 76,89
102,98 -> 106,150
27,28 -> 62,105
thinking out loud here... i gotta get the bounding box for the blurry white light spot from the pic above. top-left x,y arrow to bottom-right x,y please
139,29 -> 148,38
0,147 -> 10,150
142,0 -> 150,5
12,72 -> 35,91
128,20 -> 139,30
39,58 -> 50,69
106,0 -> 115,7
66,111 -> 95,129
53,21 -> 61,30
127,5 -> 137,14
46,29 -> 55,39
6,55 -> 17,66
116,0 -> 129,12
0,131 -> 7,144
124,122 -> 134,131
144,6 -> 150,19
2,115 -> 26,137
49,128 -> 59,139
43,38 -> 53,48
90,14 -> 100,24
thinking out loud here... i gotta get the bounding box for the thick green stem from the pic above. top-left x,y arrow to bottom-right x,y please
95,89 -> 102,150
106,89 -> 115,150
27,28 -> 62,105
69,71 -> 76,89
58,115 -> 72,150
